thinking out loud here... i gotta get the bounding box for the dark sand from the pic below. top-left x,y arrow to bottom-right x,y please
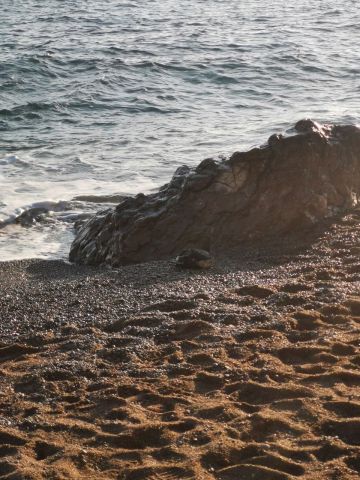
0,212 -> 359,479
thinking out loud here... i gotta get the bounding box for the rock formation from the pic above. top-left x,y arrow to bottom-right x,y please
69,120 -> 360,266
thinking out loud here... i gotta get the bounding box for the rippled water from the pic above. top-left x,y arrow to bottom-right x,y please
1,0 -> 359,259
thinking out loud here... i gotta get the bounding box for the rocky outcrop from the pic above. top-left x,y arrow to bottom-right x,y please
69,120 -> 360,266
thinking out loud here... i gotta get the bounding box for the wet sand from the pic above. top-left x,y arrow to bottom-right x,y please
0,211 -> 359,479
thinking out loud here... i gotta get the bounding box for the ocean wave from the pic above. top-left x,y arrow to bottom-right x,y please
0,103 -> 56,118
0,155 -> 29,167
0,194 -> 129,231
0,200 -> 93,229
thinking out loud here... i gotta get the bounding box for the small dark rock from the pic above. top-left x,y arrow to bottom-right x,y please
175,249 -> 213,269
268,133 -> 283,146
295,118 -> 320,133
15,207 -> 48,226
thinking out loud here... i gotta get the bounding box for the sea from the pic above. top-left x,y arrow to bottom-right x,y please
1,0 -> 359,260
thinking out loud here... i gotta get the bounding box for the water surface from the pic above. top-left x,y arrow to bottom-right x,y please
1,0 -> 359,259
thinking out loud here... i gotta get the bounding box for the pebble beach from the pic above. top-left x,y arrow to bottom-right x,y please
0,213 -> 359,479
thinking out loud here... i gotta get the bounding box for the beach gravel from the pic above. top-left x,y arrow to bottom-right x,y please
0,212 -> 359,479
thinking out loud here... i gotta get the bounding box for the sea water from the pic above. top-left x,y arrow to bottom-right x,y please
1,0 -> 359,259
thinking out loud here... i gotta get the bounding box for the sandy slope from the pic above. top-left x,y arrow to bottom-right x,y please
0,211 -> 359,479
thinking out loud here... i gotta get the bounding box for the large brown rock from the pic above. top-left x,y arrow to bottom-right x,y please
69,120 -> 360,266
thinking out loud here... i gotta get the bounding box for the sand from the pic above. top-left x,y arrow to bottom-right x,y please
0,211 -> 359,479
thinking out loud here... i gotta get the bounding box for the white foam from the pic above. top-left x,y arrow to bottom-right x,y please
0,157 -> 159,260
0,223 -> 74,261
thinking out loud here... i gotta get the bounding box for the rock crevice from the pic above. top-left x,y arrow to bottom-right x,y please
69,120 -> 360,266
